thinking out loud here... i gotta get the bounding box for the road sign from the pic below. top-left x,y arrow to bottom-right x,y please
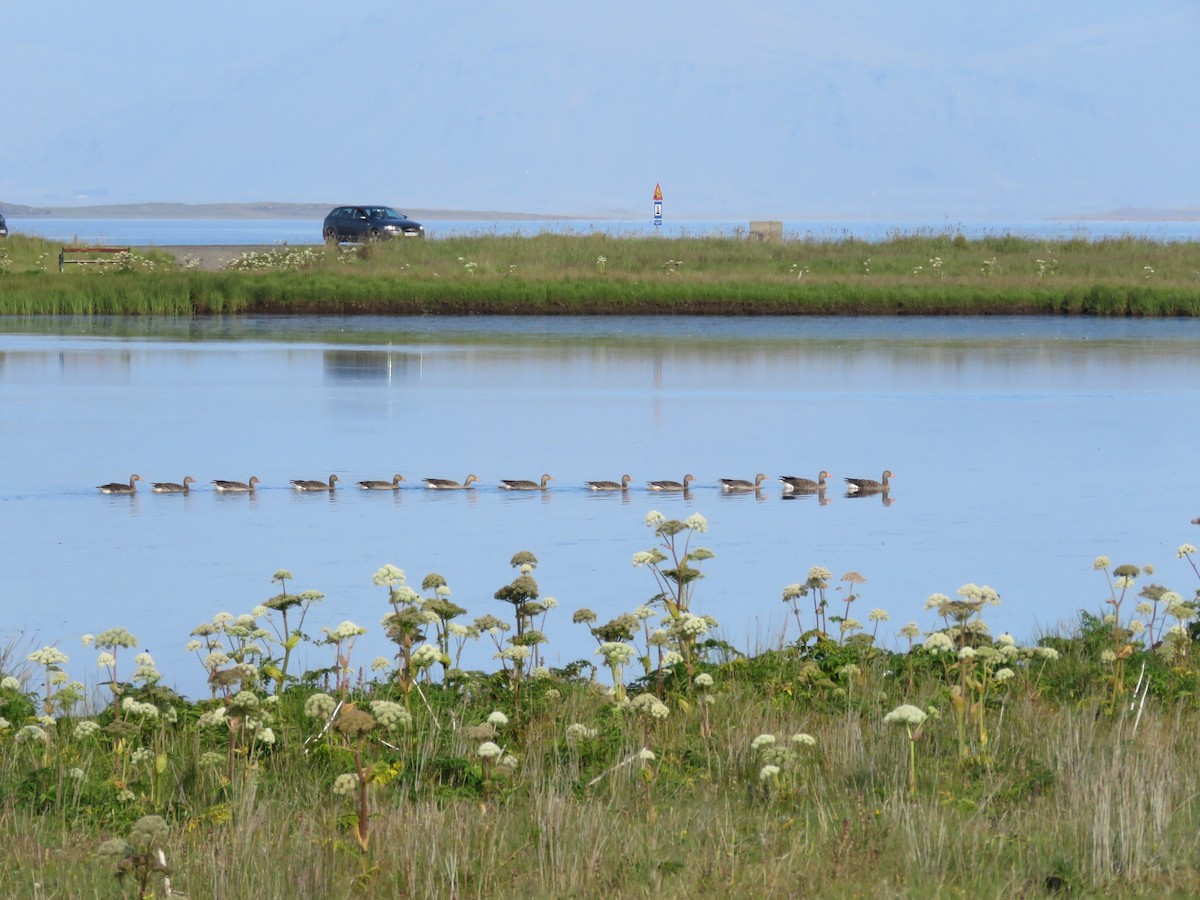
653,183 -> 663,227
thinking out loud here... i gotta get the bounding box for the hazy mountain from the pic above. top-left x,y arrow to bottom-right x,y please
2,4 -> 1197,220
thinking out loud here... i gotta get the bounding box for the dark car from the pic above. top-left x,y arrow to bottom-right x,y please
0,213 -> 7,238
322,206 -> 424,243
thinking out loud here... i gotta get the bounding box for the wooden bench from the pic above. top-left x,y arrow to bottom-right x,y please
58,246 -> 132,272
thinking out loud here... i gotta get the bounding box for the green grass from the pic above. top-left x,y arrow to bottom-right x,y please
3,231 -> 1200,316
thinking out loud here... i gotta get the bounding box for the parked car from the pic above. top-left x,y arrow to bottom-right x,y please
322,206 -> 424,243
0,213 -> 7,238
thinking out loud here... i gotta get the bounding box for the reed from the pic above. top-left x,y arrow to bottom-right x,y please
2,232 -> 1199,316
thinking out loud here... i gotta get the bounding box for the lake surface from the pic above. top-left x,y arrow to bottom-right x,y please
2,315 -> 1198,698
8,216 -> 1200,246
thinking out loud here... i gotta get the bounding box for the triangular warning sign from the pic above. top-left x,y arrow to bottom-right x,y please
653,183 -> 663,201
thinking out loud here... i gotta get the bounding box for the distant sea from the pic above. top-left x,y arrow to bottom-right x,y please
7,216 -> 1200,246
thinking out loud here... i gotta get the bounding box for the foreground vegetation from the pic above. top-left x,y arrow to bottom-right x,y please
2,230 -> 1199,316
3,511 -> 1200,897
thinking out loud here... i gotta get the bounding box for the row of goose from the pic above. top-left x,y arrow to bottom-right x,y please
96,471 -> 894,495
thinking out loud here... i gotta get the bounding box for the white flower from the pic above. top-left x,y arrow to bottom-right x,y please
923,632 -> 954,654
645,510 -> 665,527
925,593 -> 951,610
256,727 -> 276,745
759,764 -> 781,781
369,700 -> 412,730
957,647 -> 977,660
372,564 -> 406,587
883,705 -> 928,726
565,723 -> 597,742
478,741 -> 503,759
0,676 -> 20,691
1093,556 -> 1110,570
694,673 -> 714,688
637,748 -> 656,762
596,642 -> 636,666
333,773 -> 360,796
28,646 -> 68,666
487,711 -> 509,727
304,692 -> 337,719
1177,544 -> 1196,558
1100,650 -> 1117,664
1035,646 -> 1060,661
868,608 -> 890,622
684,512 -> 708,533
74,720 -> 101,739
750,733 -> 776,751
790,732 -> 816,746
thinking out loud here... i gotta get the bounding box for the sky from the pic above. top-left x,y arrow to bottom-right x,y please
3,2 -> 1198,220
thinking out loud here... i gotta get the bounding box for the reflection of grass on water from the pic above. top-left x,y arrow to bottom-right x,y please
2,514 -> 1200,895
2,231 -> 1200,316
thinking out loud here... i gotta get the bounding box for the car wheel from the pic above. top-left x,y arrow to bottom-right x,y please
367,228 -> 382,241
323,227 -> 340,244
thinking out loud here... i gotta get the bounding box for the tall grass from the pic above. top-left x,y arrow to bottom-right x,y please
2,233 -> 1199,316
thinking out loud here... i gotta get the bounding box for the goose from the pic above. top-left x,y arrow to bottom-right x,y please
98,474 -> 141,494
291,474 -> 339,491
719,473 -> 768,491
845,470 -> 893,493
647,474 -> 695,492
423,474 -> 480,490
500,474 -> 554,491
212,476 -> 260,493
780,471 -> 830,493
152,476 -> 196,493
358,474 -> 405,490
586,474 -> 633,491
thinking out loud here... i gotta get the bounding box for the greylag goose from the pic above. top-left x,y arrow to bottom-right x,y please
212,476 -> 260,492
97,474 -> 141,494
500,474 -> 554,491
586,474 -> 633,491
152,476 -> 196,493
719,473 -> 768,491
780,471 -> 830,493
844,470 -> 893,493
358,474 -> 405,490
291,474 -> 339,491
423,475 -> 480,490
648,474 -> 695,491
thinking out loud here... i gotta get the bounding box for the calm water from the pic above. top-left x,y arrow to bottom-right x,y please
8,216 -> 1200,246
2,316 -> 1199,698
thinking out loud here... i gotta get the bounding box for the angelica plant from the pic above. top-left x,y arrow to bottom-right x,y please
884,704 -> 929,794
260,569 -> 324,695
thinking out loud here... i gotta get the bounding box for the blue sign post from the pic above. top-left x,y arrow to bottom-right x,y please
653,183 -> 663,228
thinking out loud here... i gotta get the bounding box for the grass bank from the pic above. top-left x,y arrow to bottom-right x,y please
1,522 -> 1199,896
2,231 -> 1199,316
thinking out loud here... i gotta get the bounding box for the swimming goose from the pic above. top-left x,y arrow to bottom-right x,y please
586,474 -> 633,491
500,474 -> 554,490
98,474 -> 141,494
358,474 -> 405,490
647,474 -> 695,491
845,470 -> 893,493
212,476 -> 260,492
291,474 -> 339,491
780,471 -> 830,493
423,474 -> 480,490
719,473 -> 768,491
152,476 -> 196,493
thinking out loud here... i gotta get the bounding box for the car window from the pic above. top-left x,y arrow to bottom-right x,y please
383,208 -> 406,219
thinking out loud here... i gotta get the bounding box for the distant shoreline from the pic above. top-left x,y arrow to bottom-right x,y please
0,201 -> 591,221
2,200 -> 1200,223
